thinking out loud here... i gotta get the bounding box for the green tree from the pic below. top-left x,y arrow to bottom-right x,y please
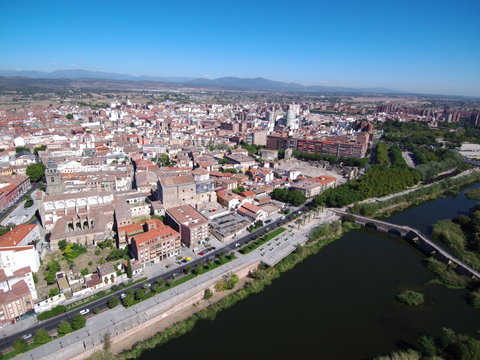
58,239 -> 68,251
122,294 -> 135,307
70,314 -> 86,330
33,144 -> 47,155
15,146 -> 30,153
107,297 -> 119,309
24,195 -> 34,208
66,113 -> 73,119
34,329 -> 51,345
458,336 -> 480,360
80,268 -> 89,276
135,289 -> 146,301
418,334 -> 437,357
203,288 -> 213,300
126,259 -> 133,279
48,287 -> 59,297
26,163 -> 46,182
13,338 -> 28,353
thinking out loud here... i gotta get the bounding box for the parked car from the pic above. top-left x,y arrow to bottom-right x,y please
235,243 -> 241,247
198,251 -> 206,256
79,309 -> 90,315
120,293 -> 126,299
21,333 -> 32,340
208,247 -> 216,251
265,219 -> 272,224
207,255 -> 216,260
143,283 -> 151,288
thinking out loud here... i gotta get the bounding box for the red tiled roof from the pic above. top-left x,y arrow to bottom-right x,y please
0,224 -> 37,247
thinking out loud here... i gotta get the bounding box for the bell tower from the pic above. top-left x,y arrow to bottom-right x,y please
46,160 -> 64,195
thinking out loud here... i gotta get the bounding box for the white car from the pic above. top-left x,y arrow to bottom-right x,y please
21,333 -> 32,340
79,309 -> 90,315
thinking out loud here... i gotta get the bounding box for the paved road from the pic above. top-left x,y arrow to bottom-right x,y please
0,206 -> 307,350
0,185 -> 35,223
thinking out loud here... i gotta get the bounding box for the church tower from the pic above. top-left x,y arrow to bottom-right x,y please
46,160 -> 64,195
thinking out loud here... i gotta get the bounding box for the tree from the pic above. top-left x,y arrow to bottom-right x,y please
13,338 -> 28,353
48,287 -> 59,297
66,113 -> 73,119
33,144 -> 47,155
26,163 -> 46,182
15,146 -> 30,154
107,297 -> 119,309
81,268 -> 89,276
203,288 -> 213,300
126,259 -> 133,279
418,334 -> 437,357
58,240 -> 68,251
24,195 -> 33,208
135,289 -> 146,301
34,329 -> 51,345
122,294 -> 135,307
70,314 -> 86,330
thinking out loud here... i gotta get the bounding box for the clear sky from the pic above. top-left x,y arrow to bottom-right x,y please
1,0 -> 479,96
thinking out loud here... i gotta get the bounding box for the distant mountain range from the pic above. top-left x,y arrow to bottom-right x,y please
0,69 -> 403,94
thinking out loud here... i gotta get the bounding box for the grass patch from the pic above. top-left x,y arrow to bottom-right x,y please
240,227 -> 286,254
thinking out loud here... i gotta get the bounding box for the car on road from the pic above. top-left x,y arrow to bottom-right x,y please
79,309 -> 90,315
234,243 -> 240,247
21,333 -> 32,340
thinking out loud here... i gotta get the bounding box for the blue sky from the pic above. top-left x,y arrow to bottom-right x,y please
1,0 -> 479,96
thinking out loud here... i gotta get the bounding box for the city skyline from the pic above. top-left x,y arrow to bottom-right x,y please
1,0 -> 479,96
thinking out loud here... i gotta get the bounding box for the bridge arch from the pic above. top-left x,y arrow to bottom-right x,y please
387,228 -> 402,237
364,222 -> 378,231
405,231 -> 419,241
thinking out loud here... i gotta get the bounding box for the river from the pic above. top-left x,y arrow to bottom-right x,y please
138,183 -> 480,360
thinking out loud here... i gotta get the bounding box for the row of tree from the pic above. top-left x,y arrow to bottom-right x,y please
271,188 -> 306,206
314,165 -> 421,207
292,151 -> 369,168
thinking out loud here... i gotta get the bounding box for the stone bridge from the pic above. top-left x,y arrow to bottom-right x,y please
333,209 -> 480,280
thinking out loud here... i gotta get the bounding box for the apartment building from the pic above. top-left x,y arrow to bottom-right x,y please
165,205 -> 209,248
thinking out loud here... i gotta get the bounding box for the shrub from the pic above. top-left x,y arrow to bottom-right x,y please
13,338 -> 28,353
107,297 -> 119,309
396,290 -> 425,306
37,305 -> 67,321
203,288 -> 213,300
70,314 -> 86,330
57,320 -> 72,335
34,329 -> 51,345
